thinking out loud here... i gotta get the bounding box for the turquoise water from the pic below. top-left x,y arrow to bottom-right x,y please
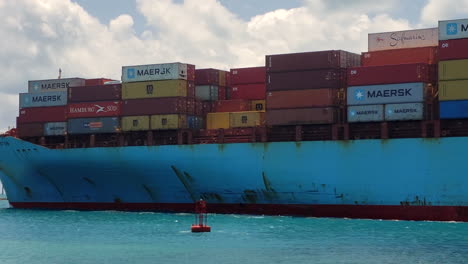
0,200 -> 467,264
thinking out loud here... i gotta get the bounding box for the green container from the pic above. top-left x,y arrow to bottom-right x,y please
150,114 -> 187,130
122,80 -> 188,99
439,80 -> 468,101
439,59 -> 468,81
121,116 -> 150,131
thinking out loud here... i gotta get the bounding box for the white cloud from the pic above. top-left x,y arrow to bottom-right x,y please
421,0 -> 468,26
0,0 -> 435,132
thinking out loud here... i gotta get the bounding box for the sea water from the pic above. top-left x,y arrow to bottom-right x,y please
0,200 -> 467,264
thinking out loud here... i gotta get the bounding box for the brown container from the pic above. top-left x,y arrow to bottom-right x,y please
266,89 -> 337,109
121,97 -> 194,116
439,38 -> 468,61
266,108 -> 336,125
213,99 -> 251,112
18,106 -> 67,123
202,101 -> 214,115
195,68 -> 220,85
69,84 -> 121,102
17,122 -> 44,137
267,69 -> 345,91
347,63 -> 435,86
361,47 -> 438,67
266,50 -> 360,72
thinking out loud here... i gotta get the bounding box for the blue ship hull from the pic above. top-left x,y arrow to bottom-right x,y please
0,136 -> 467,221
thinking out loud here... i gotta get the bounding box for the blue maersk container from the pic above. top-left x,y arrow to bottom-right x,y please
19,91 -> 68,108
347,83 -> 426,105
440,100 -> 468,119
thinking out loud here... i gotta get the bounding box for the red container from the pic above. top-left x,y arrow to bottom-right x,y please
85,78 -> 115,86
121,97 -> 194,116
18,106 -> 67,123
267,69 -> 345,91
225,71 -> 232,87
347,63 -> 435,86
68,101 -> 121,118
17,122 -> 44,137
195,69 -> 220,85
266,89 -> 337,109
230,67 -> 266,85
69,84 -> 121,102
187,81 -> 195,98
266,50 -> 360,72
218,86 -> 227,100
231,83 -> 266,100
439,39 -> 468,61
213,99 -> 251,112
194,100 -> 204,116
187,64 -> 196,81
266,108 -> 336,125
362,47 -> 438,67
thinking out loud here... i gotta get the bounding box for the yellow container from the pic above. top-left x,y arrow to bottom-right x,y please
206,112 -> 230,129
439,80 -> 468,101
230,111 -> 265,128
251,100 -> 266,112
150,114 -> 187,130
122,116 -> 150,131
219,71 -> 226,86
439,59 -> 468,81
122,80 -> 187,99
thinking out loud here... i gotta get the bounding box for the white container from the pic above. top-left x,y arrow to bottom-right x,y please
122,63 -> 188,82
368,28 -> 438,51
439,19 -> 468,40
385,103 -> 424,121
28,78 -> 85,93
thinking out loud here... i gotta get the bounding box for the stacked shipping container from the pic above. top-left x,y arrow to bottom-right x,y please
266,50 -> 360,125
17,78 -> 86,138
16,19 -> 468,146
67,82 -> 122,135
195,68 -> 229,101
120,63 -> 201,131
206,67 -> 267,130
347,28 -> 439,123
438,19 -> 468,119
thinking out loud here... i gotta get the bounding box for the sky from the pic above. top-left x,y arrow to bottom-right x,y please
0,0 -> 468,134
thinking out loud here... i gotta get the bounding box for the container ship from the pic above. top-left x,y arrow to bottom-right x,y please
1,19 -> 468,222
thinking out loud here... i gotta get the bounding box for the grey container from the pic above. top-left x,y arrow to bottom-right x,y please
67,117 -> 120,135
195,85 -> 219,101
28,78 -> 85,93
385,103 -> 424,121
20,91 -> 68,108
44,122 -> 67,136
347,82 -> 426,105
347,105 -> 384,123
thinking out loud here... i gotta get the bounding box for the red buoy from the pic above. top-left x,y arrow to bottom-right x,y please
191,199 -> 211,232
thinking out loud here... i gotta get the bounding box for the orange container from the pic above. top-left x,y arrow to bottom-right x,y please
266,89 -> 337,110
361,47 -> 438,67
